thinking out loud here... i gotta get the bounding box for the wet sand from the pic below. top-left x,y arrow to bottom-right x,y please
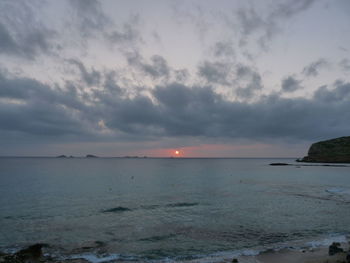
253,247 -> 347,263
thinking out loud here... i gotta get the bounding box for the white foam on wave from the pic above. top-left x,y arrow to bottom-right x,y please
306,234 -> 348,248
60,234 -> 349,263
326,187 -> 350,195
178,234 -> 349,263
68,253 -> 121,263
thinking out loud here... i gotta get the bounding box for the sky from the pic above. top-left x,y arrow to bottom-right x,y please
0,0 -> 350,157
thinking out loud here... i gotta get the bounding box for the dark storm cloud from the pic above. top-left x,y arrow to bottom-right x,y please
0,0 -> 56,59
281,75 -> 303,92
97,82 -> 350,141
0,101 -> 84,136
235,0 -> 316,49
0,71 -> 91,137
314,81 -> 350,102
68,59 -> 101,86
1,68 -> 349,142
302,58 -> 329,77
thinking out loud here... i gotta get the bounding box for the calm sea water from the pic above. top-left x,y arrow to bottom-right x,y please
1,158 -> 350,262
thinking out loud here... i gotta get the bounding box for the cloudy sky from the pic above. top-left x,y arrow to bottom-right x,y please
0,0 -> 349,157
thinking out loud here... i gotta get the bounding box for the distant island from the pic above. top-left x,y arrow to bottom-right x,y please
56,155 -> 97,158
298,136 -> 350,163
86,154 -> 98,158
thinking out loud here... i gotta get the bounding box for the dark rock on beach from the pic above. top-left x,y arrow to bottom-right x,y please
300,136 -> 350,163
0,244 -> 48,263
328,242 -> 344,256
56,155 -> 67,158
269,163 -> 290,166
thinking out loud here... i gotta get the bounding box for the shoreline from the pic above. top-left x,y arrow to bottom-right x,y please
1,235 -> 349,263
254,247 -> 348,263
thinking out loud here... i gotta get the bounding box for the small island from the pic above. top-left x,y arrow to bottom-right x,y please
299,136 -> 350,163
85,154 -> 98,158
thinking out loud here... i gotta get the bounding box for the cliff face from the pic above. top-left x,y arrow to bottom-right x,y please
301,136 -> 350,163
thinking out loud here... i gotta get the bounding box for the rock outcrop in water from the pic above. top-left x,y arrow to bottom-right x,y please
300,136 -> 350,163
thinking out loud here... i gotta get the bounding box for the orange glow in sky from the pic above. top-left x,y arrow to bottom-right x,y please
175,150 -> 180,155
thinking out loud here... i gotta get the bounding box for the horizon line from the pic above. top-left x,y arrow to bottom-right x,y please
0,155 -> 299,159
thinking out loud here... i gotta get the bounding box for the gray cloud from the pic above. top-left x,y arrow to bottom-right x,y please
0,0 -> 56,59
235,64 -> 263,98
174,69 -> 190,83
236,6 -> 273,48
106,15 -> 142,45
339,58 -> 350,71
281,75 -> 303,92
0,22 -> 18,55
0,71 -> 91,137
68,59 -> 101,86
235,0 -> 316,49
302,58 -> 329,77
198,61 -> 232,85
212,41 -> 235,58
198,61 -> 262,98
314,81 -> 350,102
1,68 -> 349,144
69,0 -> 110,38
69,0 -> 141,47
1,0 -> 349,152
126,52 -> 170,79
103,82 -> 349,140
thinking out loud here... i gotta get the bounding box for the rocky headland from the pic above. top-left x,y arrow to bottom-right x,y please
299,136 -> 350,163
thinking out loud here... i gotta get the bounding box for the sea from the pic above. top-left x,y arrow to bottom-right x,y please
1,157 -> 350,262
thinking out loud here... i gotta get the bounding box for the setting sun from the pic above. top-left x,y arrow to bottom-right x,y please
175,150 -> 179,155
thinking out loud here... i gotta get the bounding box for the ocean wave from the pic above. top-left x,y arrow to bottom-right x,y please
306,234 -> 348,248
165,202 -> 199,208
69,253 -> 120,263
139,234 -> 177,242
140,204 -> 161,210
326,187 -> 350,195
102,202 -> 199,214
102,207 -> 132,213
